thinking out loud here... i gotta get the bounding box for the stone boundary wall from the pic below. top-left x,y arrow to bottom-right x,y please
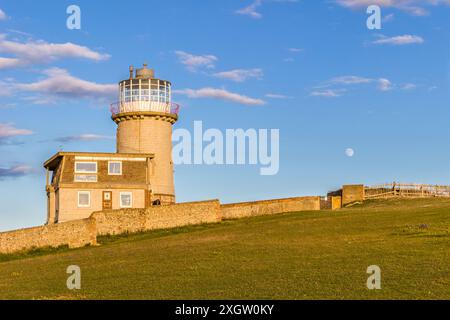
0,196 -> 322,254
92,199 -> 221,236
0,218 -> 97,254
221,196 -> 321,220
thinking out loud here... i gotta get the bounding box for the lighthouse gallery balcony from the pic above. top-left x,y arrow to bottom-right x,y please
110,69 -> 180,116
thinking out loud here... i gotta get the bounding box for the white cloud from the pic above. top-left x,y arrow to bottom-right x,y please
314,75 -> 423,96
372,34 -> 424,45
0,123 -> 33,138
213,68 -> 263,82
0,9 -> 7,20
0,164 -> 33,179
310,89 -> 346,97
5,29 -> 32,37
377,78 -> 393,91
288,48 -> 303,52
401,83 -> 417,90
14,68 -> 116,103
265,93 -> 292,99
383,13 -> 395,22
335,0 -> 450,16
331,76 -> 373,85
236,0 -> 299,18
174,87 -> 266,106
0,34 -> 110,69
175,50 -> 218,72
236,0 -> 263,18
0,57 -> 22,69
323,75 -> 399,93
55,134 -> 114,143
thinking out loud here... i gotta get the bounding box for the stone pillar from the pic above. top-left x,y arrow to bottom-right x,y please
342,185 -> 365,206
46,186 -> 56,225
331,196 -> 342,210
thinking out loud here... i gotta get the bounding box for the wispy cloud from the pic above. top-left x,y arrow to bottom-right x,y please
236,0 -> 263,18
0,164 -> 33,180
175,50 -> 218,72
174,87 -> 266,106
383,13 -> 395,22
335,0 -> 450,16
265,93 -> 292,99
0,33 -> 110,70
372,34 -> 424,45
0,123 -> 33,144
54,134 -> 114,143
288,48 -> 303,53
14,68 -> 116,103
0,79 -> 14,96
401,83 -> 417,90
0,57 -> 21,69
310,89 -> 346,98
331,75 -> 394,91
236,0 -> 298,19
0,9 -> 7,20
330,76 -> 373,85
329,75 -> 393,91
213,68 -> 263,82
311,75 -> 398,97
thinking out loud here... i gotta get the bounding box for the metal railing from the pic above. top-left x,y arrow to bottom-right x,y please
110,101 -> 180,116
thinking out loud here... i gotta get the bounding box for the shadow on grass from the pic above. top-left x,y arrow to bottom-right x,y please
97,210 -> 322,245
0,245 -> 71,263
0,221 -> 239,263
0,207 -> 374,263
98,221 -> 235,245
392,224 -> 450,238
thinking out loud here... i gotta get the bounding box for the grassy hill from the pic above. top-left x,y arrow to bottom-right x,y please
0,198 -> 449,300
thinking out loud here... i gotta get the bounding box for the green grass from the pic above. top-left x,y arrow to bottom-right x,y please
0,198 -> 449,300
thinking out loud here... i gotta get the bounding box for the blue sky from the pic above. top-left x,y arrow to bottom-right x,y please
0,0 -> 449,231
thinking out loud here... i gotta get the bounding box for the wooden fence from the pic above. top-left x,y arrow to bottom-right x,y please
364,183 -> 450,199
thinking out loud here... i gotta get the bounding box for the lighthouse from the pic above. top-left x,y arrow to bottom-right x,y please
111,64 -> 179,205
43,64 -> 179,224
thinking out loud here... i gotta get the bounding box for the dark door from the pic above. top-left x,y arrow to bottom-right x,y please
103,191 -> 112,210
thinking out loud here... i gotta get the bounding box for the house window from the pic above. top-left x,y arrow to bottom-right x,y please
120,192 -> 132,208
75,162 -> 97,173
74,175 -> 97,182
78,191 -> 91,207
108,161 -> 122,175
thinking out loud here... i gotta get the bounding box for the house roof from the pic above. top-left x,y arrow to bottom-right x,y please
43,152 -> 155,170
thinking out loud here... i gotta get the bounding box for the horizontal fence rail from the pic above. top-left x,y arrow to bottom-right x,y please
110,101 -> 180,116
365,183 -> 450,199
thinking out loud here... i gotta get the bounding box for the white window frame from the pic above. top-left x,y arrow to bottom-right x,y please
120,192 -> 133,208
77,191 -> 91,208
75,161 -> 97,174
108,161 -> 122,175
74,174 -> 98,182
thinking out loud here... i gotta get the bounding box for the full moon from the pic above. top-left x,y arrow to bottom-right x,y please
345,148 -> 354,157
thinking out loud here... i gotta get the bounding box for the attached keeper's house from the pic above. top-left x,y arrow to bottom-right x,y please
44,64 -> 179,224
